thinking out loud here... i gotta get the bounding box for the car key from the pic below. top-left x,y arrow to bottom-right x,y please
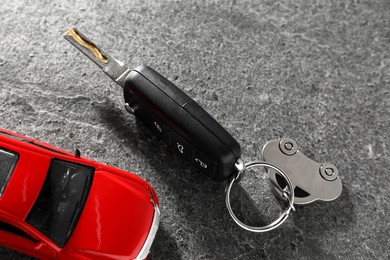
64,28 -> 241,182
64,28 -> 343,233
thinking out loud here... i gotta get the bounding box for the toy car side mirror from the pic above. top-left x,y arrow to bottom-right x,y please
34,241 -> 56,258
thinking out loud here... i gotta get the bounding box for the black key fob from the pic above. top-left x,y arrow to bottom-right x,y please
123,65 -> 241,182
63,28 -> 241,182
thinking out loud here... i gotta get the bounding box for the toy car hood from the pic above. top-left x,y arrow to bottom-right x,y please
64,168 -> 158,259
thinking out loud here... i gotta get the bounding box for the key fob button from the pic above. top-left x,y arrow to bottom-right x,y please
170,132 -> 193,160
193,150 -> 217,175
150,115 -> 170,143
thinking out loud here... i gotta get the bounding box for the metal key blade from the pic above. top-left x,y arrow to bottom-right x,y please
63,27 -> 130,88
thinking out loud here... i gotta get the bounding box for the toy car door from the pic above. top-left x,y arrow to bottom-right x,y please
0,219 -> 57,259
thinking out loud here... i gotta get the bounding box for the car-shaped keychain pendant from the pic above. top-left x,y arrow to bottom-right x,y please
0,128 -> 160,260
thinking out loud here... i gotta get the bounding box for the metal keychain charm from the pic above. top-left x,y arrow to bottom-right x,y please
225,138 -> 342,232
263,138 -> 342,204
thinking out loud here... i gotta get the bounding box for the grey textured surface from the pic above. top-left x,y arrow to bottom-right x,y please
0,0 -> 389,259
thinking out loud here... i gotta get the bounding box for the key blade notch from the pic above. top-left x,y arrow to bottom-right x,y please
63,27 -> 130,88
64,28 -> 108,65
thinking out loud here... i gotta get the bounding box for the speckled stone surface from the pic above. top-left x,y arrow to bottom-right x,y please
0,0 -> 389,259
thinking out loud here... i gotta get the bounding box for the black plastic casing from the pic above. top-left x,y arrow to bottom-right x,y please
123,65 -> 241,182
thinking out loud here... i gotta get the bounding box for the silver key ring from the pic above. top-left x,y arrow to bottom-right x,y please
225,161 -> 296,233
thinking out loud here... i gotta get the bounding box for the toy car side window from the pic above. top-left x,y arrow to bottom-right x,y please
0,220 -> 37,242
27,159 -> 94,247
0,147 -> 19,197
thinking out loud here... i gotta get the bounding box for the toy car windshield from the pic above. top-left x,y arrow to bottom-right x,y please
0,148 -> 19,197
26,159 -> 94,247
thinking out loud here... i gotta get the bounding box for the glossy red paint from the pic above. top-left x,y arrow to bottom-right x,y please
0,128 -> 159,260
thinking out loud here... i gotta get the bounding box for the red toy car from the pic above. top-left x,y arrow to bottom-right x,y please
0,128 -> 160,260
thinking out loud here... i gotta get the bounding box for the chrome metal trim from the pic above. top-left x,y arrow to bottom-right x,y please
135,201 -> 160,260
